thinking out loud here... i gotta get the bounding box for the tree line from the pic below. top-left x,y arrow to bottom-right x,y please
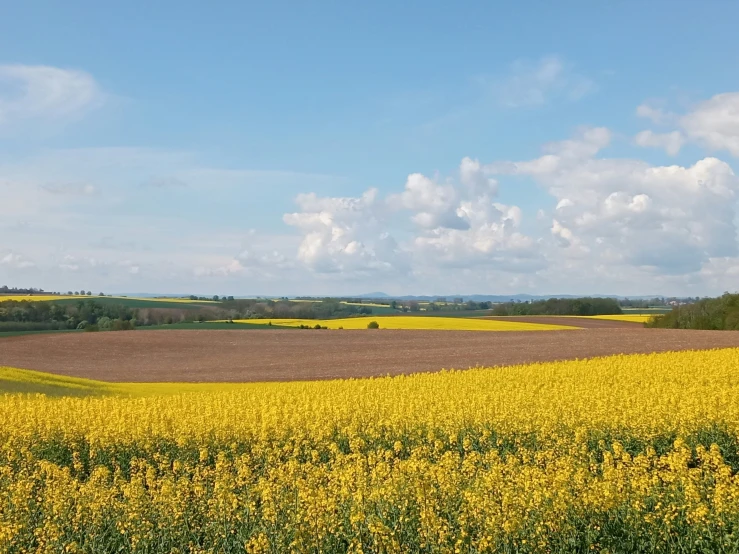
491,297 -> 622,316
219,298 -> 374,320
0,298 -> 380,332
0,300 -> 136,332
646,293 -> 739,330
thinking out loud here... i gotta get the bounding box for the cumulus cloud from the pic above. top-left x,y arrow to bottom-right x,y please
389,173 -> 466,229
283,189 -> 404,275
491,127 -> 739,275
413,199 -> 539,269
634,130 -> 685,156
680,92 -> 739,156
495,55 -> 596,108
0,64 -> 103,126
635,92 -> 739,158
283,156 -> 539,276
403,160 -> 537,268
459,157 -> 498,196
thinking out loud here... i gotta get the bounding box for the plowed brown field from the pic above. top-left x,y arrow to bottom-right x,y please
1,328 -> 738,382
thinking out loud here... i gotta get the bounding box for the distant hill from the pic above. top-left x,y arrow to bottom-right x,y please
353,292 -> 391,298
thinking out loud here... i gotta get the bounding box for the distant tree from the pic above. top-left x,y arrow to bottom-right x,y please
212,295 -> 220,302
408,301 -> 420,312
367,321 -> 380,329
390,300 -> 397,309
86,291 -> 92,296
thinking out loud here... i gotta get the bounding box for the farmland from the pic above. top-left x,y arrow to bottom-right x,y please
2,294 -> 739,552
234,315 -> 579,331
2,327 -> 739,383
0,295 -> 218,310
2,348 -> 739,552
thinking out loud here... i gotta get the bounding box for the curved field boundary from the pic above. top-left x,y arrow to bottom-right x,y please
1,328 -> 739,383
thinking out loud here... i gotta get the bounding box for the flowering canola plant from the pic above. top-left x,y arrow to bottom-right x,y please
2,349 -> 739,553
234,315 -> 578,331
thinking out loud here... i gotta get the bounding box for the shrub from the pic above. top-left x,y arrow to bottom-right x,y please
314,324 -> 322,330
367,321 -> 380,329
97,316 -> 112,330
111,319 -> 134,331
83,324 -> 100,332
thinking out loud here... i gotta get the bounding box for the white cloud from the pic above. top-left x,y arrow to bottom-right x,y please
283,189 -> 404,275
495,55 -> 596,108
636,92 -> 739,158
634,130 -> 685,156
459,157 -> 498,196
636,103 -> 673,125
389,173 -> 466,229
0,64 -> 103,127
282,156 -> 539,277
491,127 -> 739,275
412,198 -> 539,270
0,252 -> 35,269
681,92 -> 739,156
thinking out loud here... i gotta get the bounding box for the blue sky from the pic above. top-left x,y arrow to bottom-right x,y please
2,1 -> 739,296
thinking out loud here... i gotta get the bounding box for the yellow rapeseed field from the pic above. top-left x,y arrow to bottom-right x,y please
0,295 -> 82,302
0,295 -> 217,304
2,348 -> 739,552
586,314 -> 656,323
233,315 -> 578,331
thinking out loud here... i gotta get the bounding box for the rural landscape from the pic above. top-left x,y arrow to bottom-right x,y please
4,2 -> 739,552
2,289 -> 739,552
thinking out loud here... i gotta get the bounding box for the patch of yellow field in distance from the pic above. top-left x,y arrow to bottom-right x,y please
587,314 -> 656,323
0,295 -> 218,304
233,315 -> 577,331
0,295 -> 83,302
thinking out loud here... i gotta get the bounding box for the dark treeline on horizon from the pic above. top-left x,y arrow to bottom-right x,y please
492,297 -> 622,316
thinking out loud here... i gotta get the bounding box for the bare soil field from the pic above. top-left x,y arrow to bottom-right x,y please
483,316 -> 644,329
1,329 -> 738,382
